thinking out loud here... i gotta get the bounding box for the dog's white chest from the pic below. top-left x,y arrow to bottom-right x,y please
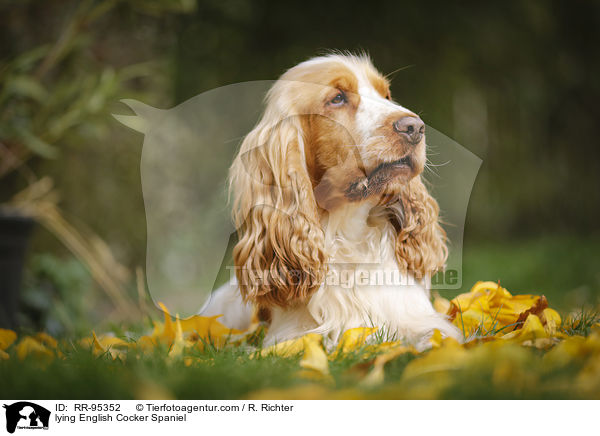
265,203 -> 460,349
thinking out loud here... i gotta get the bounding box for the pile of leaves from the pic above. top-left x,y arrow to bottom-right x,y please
1,282 -> 599,399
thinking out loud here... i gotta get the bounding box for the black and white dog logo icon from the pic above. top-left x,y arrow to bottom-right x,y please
3,402 -> 50,434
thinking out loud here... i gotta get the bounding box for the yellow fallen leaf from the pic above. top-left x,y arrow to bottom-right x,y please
522,337 -> 561,349
158,302 -> 175,344
486,342 -> 539,389
543,332 -> 600,384
15,337 -> 54,361
502,314 -> 548,342
299,335 -> 329,375
136,335 -> 157,351
86,332 -> 129,349
150,320 -> 163,337
574,338 -> 600,393
451,281 -> 501,315
448,281 -> 561,339
34,332 -> 58,349
403,335 -> 465,380
258,333 -> 322,358
336,327 -> 378,354
180,315 -> 243,347
545,336 -> 585,365
541,308 -> 561,334
361,344 -> 414,387
454,305 -> 492,336
87,332 -> 130,359
360,340 -> 405,356
433,294 -> 451,314
430,329 -> 444,348
0,328 -> 17,350
154,303 -> 243,350
168,315 -> 185,358
91,331 -> 105,354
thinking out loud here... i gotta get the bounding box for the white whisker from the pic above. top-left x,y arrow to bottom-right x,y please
426,160 -> 451,168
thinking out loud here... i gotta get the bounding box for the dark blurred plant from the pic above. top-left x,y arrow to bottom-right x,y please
0,0 -> 196,186
0,0 -> 197,327
18,253 -> 93,336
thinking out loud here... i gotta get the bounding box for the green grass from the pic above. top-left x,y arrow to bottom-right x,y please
2,234 -> 600,400
560,309 -> 600,337
1,322 -> 598,400
0,339 -> 407,399
457,235 -> 600,311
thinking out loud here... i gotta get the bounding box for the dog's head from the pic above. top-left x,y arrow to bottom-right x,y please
230,53 -> 446,308
266,54 -> 426,206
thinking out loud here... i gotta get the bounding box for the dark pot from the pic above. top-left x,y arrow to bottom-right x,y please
0,208 -> 35,329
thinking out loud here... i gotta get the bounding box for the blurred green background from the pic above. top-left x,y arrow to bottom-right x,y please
1,0 -> 599,335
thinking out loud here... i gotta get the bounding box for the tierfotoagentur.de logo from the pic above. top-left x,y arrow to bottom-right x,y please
2,402 -> 50,434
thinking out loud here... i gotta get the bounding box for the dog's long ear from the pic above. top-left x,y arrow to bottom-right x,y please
229,115 -> 326,308
392,176 -> 448,283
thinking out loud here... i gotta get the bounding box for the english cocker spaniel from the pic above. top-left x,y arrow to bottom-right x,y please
203,53 -> 461,350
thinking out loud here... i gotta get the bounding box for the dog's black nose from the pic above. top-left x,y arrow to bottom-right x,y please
393,116 -> 425,144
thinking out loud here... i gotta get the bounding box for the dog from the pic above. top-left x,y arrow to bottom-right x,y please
202,53 -> 461,350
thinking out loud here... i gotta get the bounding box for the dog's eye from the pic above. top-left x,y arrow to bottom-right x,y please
329,92 -> 346,106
